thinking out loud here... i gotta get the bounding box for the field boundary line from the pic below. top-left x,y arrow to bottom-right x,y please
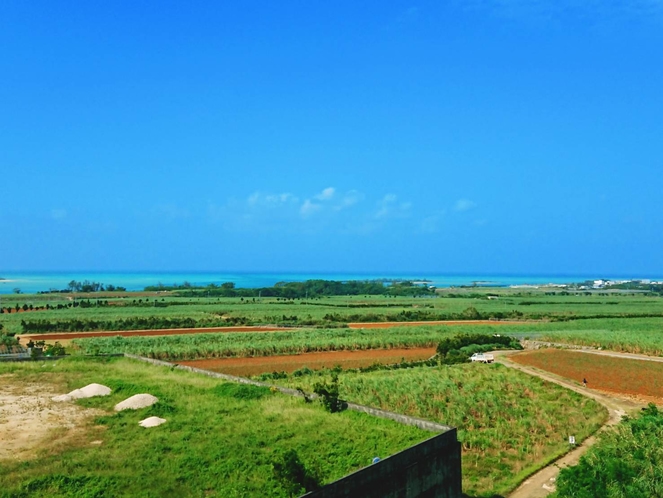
123,353 -> 453,433
496,351 -> 638,498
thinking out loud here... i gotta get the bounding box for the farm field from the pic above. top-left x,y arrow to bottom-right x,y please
17,325 -> 289,342
67,317 -> 663,362
4,286 -> 661,496
553,403 -> 663,498
0,357 -> 430,498
71,325 -> 461,359
3,288 -> 663,336
511,349 -> 663,403
178,347 -> 436,376
272,363 -> 607,497
17,320 -> 524,343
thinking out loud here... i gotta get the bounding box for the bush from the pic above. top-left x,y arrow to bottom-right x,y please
43,342 -> 66,356
313,373 -> 344,413
436,333 -> 522,364
555,403 -> 663,498
272,449 -> 320,496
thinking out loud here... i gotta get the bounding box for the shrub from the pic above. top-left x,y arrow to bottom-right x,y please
313,373 -> 344,413
272,449 -> 320,496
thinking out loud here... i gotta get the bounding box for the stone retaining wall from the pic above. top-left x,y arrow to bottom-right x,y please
124,354 -> 462,497
124,354 -> 453,433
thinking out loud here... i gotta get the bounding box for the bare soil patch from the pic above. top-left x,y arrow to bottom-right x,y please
17,325 -> 290,342
511,348 -> 663,404
17,320 -> 530,343
177,347 -> 436,376
0,375 -> 102,460
496,351 -> 643,498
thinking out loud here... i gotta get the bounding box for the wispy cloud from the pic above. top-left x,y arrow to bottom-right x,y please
247,192 -> 299,207
300,199 -> 322,217
418,210 -> 446,233
334,190 -> 364,211
207,188 -> 421,235
314,187 -> 335,201
454,199 -> 477,212
375,194 -> 412,219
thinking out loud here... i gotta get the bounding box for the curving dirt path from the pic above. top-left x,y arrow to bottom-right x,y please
495,350 -> 645,498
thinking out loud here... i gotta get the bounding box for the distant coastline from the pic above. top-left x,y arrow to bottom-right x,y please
0,271 -> 660,295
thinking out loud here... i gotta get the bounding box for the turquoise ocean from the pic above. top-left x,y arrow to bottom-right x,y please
0,271 -> 657,295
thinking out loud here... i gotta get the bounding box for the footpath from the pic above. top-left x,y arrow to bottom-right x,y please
496,350 -> 645,498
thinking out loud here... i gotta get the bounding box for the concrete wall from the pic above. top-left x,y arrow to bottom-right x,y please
302,430 -> 462,498
126,354 -> 463,497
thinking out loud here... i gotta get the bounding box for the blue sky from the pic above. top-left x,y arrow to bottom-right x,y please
1,1 -> 662,274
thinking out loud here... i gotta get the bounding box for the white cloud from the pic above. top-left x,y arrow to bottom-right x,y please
419,210 -> 446,233
314,187 -> 336,201
454,199 -> 477,212
211,188 -> 418,233
300,199 -> 322,217
247,192 -> 299,207
334,190 -> 364,211
375,194 -> 411,219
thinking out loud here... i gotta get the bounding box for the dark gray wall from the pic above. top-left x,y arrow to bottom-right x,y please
127,354 -> 463,498
302,429 -> 462,498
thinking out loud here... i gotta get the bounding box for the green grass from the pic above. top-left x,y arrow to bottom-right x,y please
553,404 -> 663,498
69,317 -> 663,361
0,357 -> 429,498
72,325 -> 462,358
3,290 -> 662,334
273,363 -> 607,497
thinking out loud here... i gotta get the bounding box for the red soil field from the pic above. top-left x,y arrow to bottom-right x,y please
17,326 -> 289,342
511,349 -> 663,402
18,319 -> 527,342
177,347 -> 437,377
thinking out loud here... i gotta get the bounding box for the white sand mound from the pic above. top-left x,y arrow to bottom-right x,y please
114,393 -> 159,411
52,383 -> 111,402
139,416 -> 167,428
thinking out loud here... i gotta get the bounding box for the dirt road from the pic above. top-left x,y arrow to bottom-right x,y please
496,350 -> 645,498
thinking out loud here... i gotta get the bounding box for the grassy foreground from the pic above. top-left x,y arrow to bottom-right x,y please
0,357 -> 429,498
273,363 -> 607,497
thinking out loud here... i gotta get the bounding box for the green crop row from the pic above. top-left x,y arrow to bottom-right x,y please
69,317 -> 663,360
73,326 -> 463,359
554,404 -> 663,498
2,291 -> 661,335
274,363 -> 606,497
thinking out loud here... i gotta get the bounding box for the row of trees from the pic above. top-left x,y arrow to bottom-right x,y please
39,280 -> 127,293
145,279 -> 436,299
0,300 -> 111,314
321,307 -> 525,323
19,314 -> 252,333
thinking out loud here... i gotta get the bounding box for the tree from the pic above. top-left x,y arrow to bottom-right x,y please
13,288 -> 21,294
